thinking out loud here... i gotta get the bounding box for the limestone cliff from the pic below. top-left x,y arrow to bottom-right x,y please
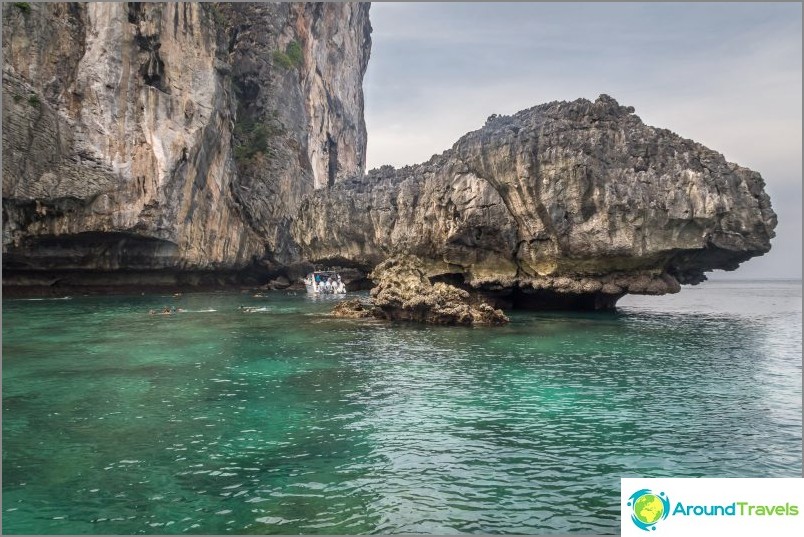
2,2 -> 370,287
294,95 -> 776,308
3,4 -> 777,307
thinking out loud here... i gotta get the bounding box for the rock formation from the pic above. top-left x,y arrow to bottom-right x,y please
295,95 -> 776,309
369,256 -> 510,325
332,256 -> 509,325
3,4 -> 777,308
2,2 -> 370,289
331,298 -> 374,319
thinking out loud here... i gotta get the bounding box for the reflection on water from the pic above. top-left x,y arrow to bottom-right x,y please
3,281 -> 802,534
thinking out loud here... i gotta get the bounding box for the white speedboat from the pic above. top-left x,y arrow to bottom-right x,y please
303,271 -> 346,294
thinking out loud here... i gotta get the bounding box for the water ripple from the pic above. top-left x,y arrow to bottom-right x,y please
2,282 -> 801,534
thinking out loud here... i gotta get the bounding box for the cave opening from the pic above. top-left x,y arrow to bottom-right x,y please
2,232 -> 180,271
510,288 -> 623,311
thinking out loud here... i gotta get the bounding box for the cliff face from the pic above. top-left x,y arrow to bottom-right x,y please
294,95 -> 776,308
219,2 -> 370,264
2,2 -> 371,284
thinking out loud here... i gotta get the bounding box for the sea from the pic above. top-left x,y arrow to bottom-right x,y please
2,280 -> 801,534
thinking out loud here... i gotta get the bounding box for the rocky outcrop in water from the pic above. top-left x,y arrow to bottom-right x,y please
345,256 -> 509,325
2,2 -> 370,288
331,256 -> 509,325
296,95 -> 776,309
331,298 -> 374,319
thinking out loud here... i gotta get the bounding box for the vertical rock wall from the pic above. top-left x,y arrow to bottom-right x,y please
219,2 -> 371,265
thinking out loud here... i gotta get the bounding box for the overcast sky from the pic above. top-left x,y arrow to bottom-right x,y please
363,2 -> 802,280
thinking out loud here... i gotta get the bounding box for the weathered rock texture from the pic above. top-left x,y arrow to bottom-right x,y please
295,95 -> 776,308
2,2 -> 370,288
332,256 -> 509,325
331,298 -> 374,319
3,4 -> 777,308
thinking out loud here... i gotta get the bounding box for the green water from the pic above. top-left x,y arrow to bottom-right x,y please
2,282 -> 802,534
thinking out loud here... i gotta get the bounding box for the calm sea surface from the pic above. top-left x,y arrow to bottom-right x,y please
2,281 -> 801,534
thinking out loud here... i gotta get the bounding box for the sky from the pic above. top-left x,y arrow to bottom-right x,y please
363,2 -> 802,280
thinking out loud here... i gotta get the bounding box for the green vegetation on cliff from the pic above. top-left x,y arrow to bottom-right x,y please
233,113 -> 284,162
273,41 -> 303,70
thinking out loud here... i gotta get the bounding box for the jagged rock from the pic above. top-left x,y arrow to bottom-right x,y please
367,256 -> 509,325
267,275 -> 291,289
295,95 -> 776,309
331,298 -> 374,319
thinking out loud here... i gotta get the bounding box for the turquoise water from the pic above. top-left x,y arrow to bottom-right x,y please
2,281 -> 801,534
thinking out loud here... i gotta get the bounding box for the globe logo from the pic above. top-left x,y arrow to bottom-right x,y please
627,489 -> 670,531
